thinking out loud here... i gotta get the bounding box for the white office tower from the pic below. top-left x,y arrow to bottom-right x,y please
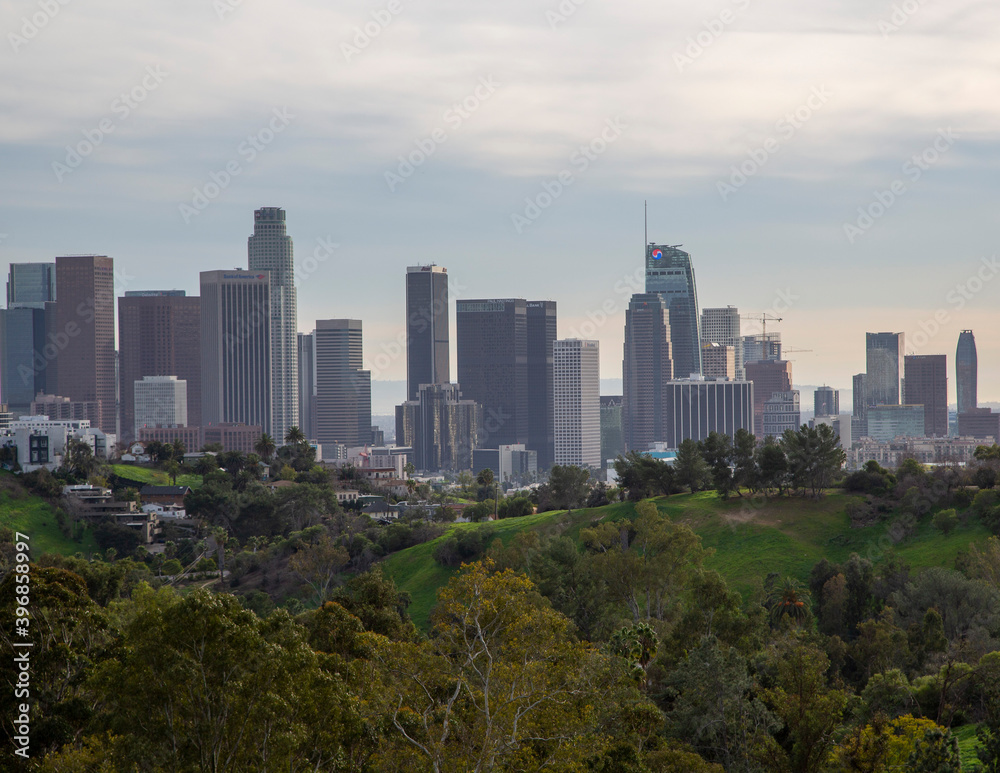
701,306 -> 742,378
248,207 -> 298,442
133,376 -> 188,435
554,339 -> 601,468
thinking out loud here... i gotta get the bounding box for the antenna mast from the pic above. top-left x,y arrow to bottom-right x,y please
644,200 -> 648,251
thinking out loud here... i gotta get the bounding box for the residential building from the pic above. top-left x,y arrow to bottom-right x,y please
53,256 -> 116,434
762,390 -> 801,438
848,436 -> 984,470
600,395 -> 624,466
866,404 -> 926,442
248,206 -> 298,444
866,332 -> 904,408
814,386 -> 839,418
472,444 -> 538,483
395,383 -> 480,471
701,306 -> 742,377
314,319 -> 372,447
701,343 -> 736,380
662,377 -> 754,448
133,376 -> 188,435
744,359 -> 792,437
553,339 -> 600,468
4,416 -> 114,472
903,354 -> 948,437
200,269 -> 272,432
956,330 -> 977,415
645,243 -> 701,378
118,291 -> 201,442
405,265 -> 450,401
623,293 -> 672,452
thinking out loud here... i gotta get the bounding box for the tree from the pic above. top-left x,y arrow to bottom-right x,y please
933,508 -> 959,535
782,423 -> 845,497
62,437 -> 100,479
674,438 -> 710,493
542,465 -> 591,510
253,433 -> 277,463
613,452 -> 676,501
164,459 -> 181,484
284,425 -> 306,447
700,432 -> 735,498
731,428 -> 759,495
767,577 -> 812,627
756,439 -> 789,496
289,533 -> 350,601
170,438 -> 186,460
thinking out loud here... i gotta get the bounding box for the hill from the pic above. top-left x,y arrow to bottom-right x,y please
0,472 -> 100,556
112,464 -> 203,490
382,491 -> 993,631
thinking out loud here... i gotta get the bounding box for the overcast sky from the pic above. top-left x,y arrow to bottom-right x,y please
2,0 -> 998,406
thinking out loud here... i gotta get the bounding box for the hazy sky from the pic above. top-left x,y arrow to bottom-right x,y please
3,0 -> 998,404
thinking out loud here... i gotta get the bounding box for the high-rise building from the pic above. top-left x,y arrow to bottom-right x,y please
248,207 -> 298,443
701,306 -> 742,377
957,330 -> 977,416
701,343 -> 736,380
763,390 -> 800,438
742,333 -> 782,365
553,339 -> 601,468
744,359 -> 792,437
623,293 -> 673,452
958,409 -> 999,441
405,265 -> 450,401
662,378 -> 754,448
0,306 -> 49,416
54,256 -> 116,434
646,244 -> 701,378
600,396 -> 624,465
314,319 -> 371,448
903,354 -> 948,437
526,300 -> 556,469
865,332 -> 904,408
200,270 -> 272,432
867,405 -> 926,442
7,262 -> 56,307
297,332 -> 316,440
30,394 -> 100,426
814,386 -> 840,418
133,375 -> 187,435
396,383 -> 480,471
118,291 -> 201,443
456,298 -> 528,449
852,373 -> 868,440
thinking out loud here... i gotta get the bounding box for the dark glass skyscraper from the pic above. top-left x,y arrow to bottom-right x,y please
903,354 -> 947,437
865,332 -> 904,408
406,265 -> 450,401
526,300 -> 556,469
957,330 -> 977,415
1,262 -> 56,417
7,263 -> 55,307
645,243 -> 701,379
622,293 -> 672,452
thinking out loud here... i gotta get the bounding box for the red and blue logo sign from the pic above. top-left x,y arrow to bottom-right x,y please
651,248 -> 663,260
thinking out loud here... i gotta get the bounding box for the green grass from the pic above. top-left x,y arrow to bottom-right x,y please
382,490 -> 996,631
112,464 -> 202,490
954,724 -> 983,771
0,489 -> 99,557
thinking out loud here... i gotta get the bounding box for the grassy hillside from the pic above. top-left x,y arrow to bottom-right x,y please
112,464 -> 203,490
0,474 -> 99,556
382,491 -> 994,632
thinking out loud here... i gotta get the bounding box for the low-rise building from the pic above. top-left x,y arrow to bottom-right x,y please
3,417 -> 115,472
848,436 -> 984,469
139,485 -> 191,507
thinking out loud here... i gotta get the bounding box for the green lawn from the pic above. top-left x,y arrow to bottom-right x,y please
382,490 -> 996,631
954,723 -> 983,770
112,464 -> 202,490
0,490 -> 99,557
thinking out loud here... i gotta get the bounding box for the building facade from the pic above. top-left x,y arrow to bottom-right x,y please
54,256 -> 116,434
701,306 -> 742,377
814,386 -> 840,418
600,395 -> 624,466
623,293 -> 672,452
314,319 -> 372,448
646,244 -> 701,378
0,306 -> 49,416
956,330 -> 977,416
553,339 -> 601,468
395,383 -> 480,471
7,262 -> 56,307
742,333 -> 782,365
247,207 -> 298,443
903,354 -> 948,437
701,343 -> 736,380
526,300 -> 556,469
133,375 -> 188,435
199,269 -> 272,432
957,409 -> 999,441
118,291 -> 201,442
762,390 -> 801,438
297,332 -> 316,440
866,332 -> 904,408
662,378 -> 754,448
866,404 -> 925,442
744,359 -> 792,438
405,265 -> 450,401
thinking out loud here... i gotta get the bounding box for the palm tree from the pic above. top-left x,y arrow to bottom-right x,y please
768,577 -> 812,627
284,426 -> 306,447
254,433 -> 277,463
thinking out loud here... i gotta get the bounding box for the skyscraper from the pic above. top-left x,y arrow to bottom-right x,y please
200,270 -> 271,432
814,386 -> 839,418
852,373 -> 868,440
743,333 -> 782,365
2,262 -> 57,416
553,339 -> 601,468
297,332 -> 316,440
904,354 -> 948,437
762,390 -> 800,438
865,332 -> 904,408
133,376 -> 187,435
54,255 -> 116,434
701,306 -> 742,377
600,396 -> 624,465
406,265 -> 450,401
314,319 -> 372,448
456,298 -> 528,449
118,291 -> 201,442
623,293 -> 672,452
957,330 -> 977,415
663,378 -> 754,447
646,244 -> 701,378
526,300 -> 557,469
7,263 -> 55,307
744,359 -> 792,437
248,207 -> 297,443
396,383 -> 480,471
701,343 -> 736,380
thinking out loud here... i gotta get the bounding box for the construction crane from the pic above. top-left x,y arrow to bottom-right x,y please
783,348 -> 813,359
741,313 -> 783,339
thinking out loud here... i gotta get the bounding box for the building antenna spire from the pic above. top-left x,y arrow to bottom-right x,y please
644,199 -> 648,251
